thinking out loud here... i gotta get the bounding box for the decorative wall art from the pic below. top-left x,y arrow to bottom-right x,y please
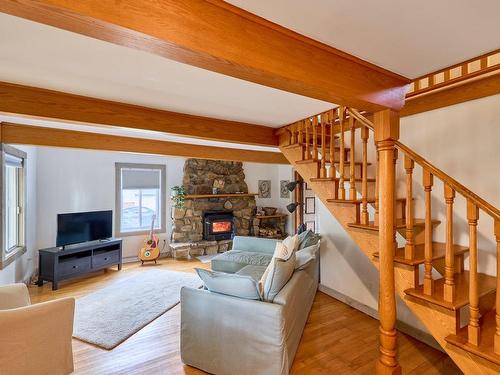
258,180 -> 271,198
280,180 -> 290,198
305,197 -> 316,214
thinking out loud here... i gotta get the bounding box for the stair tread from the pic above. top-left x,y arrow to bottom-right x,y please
445,310 -> 500,366
405,271 -> 497,311
327,197 -> 408,205
373,242 -> 469,266
347,218 -> 439,231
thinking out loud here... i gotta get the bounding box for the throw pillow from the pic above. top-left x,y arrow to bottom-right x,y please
295,241 -> 320,270
261,252 -> 296,302
298,230 -> 320,249
273,241 -> 293,261
282,234 -> 299,253
195,268 -> 261,300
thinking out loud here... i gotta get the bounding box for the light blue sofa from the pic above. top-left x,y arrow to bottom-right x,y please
180,235 -> 320,375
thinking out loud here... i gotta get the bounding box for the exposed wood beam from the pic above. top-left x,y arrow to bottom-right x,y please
401,73 -> 500,117
0,123 -> 289,164
0,81 -> 277,146
0,0 -> 410,111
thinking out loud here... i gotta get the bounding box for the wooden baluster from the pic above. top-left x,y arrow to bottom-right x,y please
329,109 -> 336,179
443,184 -> 456,302
305,118 -> 310,160
462,63 -> 469,76
374,151 -> 379,226
297,120 -> 303,145
291,122 -> 297,144
320,113 -> 327,178
495,219 -> 500,354
349,116 -> 356,200
374,109 -> 401,375
423,170 -> 434,295
312,115 -> 318,161
361,126 -> 369,224
467,200 -> 480,346
404,155 -> 415,260
338,107 -> 346,199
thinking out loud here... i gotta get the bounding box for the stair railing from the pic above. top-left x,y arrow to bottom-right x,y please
278,105 -> 500,359
351,108 -> 500,352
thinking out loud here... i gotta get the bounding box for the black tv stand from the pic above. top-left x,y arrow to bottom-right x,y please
38,238 -> 122,290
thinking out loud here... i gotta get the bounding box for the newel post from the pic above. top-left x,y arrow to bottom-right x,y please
374,109 -> 401,375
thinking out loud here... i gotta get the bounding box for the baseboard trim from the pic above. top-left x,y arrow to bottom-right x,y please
318,284 -> 443,352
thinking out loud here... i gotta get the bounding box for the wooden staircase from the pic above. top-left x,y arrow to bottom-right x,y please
277,107 -> 500,374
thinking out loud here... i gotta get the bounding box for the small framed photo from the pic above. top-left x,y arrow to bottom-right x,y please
305,182 -> 312,190
305,197 -> 315,214
280,180 -> 290,199
305,221 -> 315,233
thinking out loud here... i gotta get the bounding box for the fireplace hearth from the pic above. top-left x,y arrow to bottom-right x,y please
203,211 -> 235,241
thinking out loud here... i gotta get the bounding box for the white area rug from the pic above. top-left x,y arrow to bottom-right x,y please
73,269 -> 201,349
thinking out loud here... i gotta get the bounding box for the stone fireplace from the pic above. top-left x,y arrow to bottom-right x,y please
170,159 -> 256,256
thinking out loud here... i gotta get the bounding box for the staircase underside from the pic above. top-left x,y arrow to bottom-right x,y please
280,145 -> 500,374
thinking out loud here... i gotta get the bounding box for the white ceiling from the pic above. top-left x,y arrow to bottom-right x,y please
227,0 -> 500,78
0,13 -> 333,128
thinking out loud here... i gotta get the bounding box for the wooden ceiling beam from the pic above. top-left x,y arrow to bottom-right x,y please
0,0 -> 410,111
0,123 -> 289,164
0,81 -> 277,146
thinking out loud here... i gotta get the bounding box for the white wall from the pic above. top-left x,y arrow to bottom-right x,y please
34,147 -> 292,261
0,145 -> 38,285
35,147 -> 185,260
319,94 -> 500,335
243,163 -> 294,234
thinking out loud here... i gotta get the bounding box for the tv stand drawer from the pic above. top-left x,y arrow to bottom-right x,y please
93,249 -> 120,268
58,256 -> 91,277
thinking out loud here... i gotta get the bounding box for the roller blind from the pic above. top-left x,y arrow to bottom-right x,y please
121,168 -> 161,190
5,153 -> 23,168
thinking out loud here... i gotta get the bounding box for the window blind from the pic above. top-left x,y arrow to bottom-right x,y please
121,168 -> 161,190
5,153 -> 23,168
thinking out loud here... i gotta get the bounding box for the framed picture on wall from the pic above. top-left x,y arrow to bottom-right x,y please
305,182 -> 312,190
280,180 -> 290,198
305,220 -> 315,233
258,180 -> 271,198
305,197 -> 315,214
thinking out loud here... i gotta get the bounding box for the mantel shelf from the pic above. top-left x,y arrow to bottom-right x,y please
184,193 -> 258,199
255,214 -> 288,219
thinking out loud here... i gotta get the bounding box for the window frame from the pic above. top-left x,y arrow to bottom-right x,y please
115,162 -> 166,237
0,145 -> 27,270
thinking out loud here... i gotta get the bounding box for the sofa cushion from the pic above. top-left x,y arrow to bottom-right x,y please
235,265 -> 268,282
282,234 -> 299,253
261,252 -> 296,302
295,241 -> 320,270
195,268 -> 261,300
211,250 -> 273,273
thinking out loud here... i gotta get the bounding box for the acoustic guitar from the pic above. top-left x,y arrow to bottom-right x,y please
138,215 -> 160,264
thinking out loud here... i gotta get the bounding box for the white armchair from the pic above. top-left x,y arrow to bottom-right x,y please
0,283 -> 75,375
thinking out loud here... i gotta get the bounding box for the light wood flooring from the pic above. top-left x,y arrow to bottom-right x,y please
28,258 -> 462,374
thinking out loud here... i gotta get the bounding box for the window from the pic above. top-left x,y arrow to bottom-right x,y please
1,145 -> 26,269
115,163 -> 166,236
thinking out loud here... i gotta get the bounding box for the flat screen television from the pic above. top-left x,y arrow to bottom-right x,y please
56,210 -> 112,247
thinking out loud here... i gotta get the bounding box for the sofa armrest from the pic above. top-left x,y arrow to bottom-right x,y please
181,286 -> 289,375
0,283 -> 31,310
0,297 -> 75,375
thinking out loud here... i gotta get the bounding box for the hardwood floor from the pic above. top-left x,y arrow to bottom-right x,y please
28,258 -> 462,375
